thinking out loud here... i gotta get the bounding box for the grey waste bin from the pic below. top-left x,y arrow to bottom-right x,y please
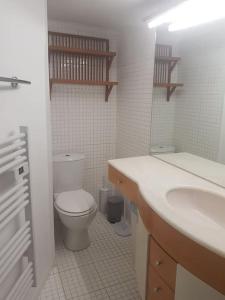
107,196 -> 123,223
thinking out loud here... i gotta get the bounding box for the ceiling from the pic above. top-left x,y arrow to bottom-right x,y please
47,0 -> 183,29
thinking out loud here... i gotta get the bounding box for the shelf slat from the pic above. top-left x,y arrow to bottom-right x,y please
49,46 -> 116,58
155,56 -> 180,62
154,83 -> 183,88
50,79 -> 118,86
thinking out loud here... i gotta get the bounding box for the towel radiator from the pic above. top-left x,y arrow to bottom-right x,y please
0,127 -> 36,300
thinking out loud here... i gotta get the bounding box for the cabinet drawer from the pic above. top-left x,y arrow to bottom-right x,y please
150,238 -> 177,290
148,266 -> 174,300
108,165 -> 138,204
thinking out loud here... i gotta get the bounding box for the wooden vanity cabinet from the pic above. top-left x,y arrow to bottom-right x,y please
148,266 -> 174,300
108,164 -> 225,300
147,238 -> 176,300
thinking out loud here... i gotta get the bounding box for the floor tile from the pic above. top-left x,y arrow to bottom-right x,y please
59,263 -> 104,299
89,215 -> 115,241
56,247 -> 78,272
40,213 -> 140,300
73,246 -> 93,267
106,279 -> 141,300
39,267 -> 65,300
94,255 -> 136,288
71,289 -> 110,300
88,237 -> 124,262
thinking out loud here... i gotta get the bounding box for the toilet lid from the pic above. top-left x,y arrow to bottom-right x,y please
55,189 -> 96,214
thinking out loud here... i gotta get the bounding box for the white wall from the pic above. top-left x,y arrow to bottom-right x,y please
0,1 -> 54,299
175,25 -> 225,161
117,26 -> 155,158
116,25 -> 155,299
48,20 -> 118,201
151,88 -> 176,146
151,23 -> 225,161
151,29 -> 180,148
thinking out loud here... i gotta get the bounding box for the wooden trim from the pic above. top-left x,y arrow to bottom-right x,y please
108,165 -> 139,205
49,46 -> 116,58
108,164 -> 225,296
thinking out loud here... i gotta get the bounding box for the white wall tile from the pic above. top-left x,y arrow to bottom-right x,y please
116,27 -> 155,158
151,29 -> 225,161
175,36 -> 225,160
49,20 -> 118,202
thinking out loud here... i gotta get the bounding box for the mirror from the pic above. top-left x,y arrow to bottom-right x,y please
150,19 -> 225,187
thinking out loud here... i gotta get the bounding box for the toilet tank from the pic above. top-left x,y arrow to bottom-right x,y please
53,153 -> 85,193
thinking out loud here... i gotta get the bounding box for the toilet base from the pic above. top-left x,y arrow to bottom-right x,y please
63,227 -> 91,251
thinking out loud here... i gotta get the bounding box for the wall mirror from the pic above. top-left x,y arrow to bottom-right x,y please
150,19 -> 225,187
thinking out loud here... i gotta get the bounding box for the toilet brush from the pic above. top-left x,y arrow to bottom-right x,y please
112,198 -> 131,237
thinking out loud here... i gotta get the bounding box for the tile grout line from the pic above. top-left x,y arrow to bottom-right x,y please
56,252 -> 132,274
41,213 -> 140,299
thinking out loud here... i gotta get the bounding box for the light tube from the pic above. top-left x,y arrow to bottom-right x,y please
148,0 -> 225,31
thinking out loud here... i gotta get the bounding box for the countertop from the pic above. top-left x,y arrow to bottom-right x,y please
108,156 -> 225,258
155,152 -> 225,188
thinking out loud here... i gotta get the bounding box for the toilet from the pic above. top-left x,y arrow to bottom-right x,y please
53,153 -> 97,251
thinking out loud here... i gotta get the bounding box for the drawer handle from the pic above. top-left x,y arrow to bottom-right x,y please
155,260 -> 162,266
117,179 -> 123,184
153,287 -> 161,293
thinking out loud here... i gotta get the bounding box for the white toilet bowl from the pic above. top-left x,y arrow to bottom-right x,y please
54,189 -> 97,251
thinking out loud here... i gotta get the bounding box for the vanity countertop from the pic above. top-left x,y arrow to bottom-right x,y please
155,152 -> 225,188
108,156 -> 225,259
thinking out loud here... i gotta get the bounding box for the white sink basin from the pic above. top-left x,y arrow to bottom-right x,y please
166,187 -> 225,229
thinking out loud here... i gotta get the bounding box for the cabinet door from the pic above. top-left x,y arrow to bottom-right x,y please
175,265 -> 225,300
148,266 -> 174,300
150,239 -> 177,290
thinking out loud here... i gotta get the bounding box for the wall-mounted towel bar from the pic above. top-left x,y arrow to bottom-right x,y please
0,126 -> 36,299
0,77 -> 31,88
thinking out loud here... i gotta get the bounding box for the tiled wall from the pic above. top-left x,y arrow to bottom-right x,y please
49,20 -> 118,201
151,31 -> 179,149
151,89 -> 176,146
151,26 -> 225,161
175,32 -> 225,161
49,21 -> 157,200
116,27 -> 155,158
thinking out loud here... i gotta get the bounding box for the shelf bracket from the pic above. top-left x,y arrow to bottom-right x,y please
105,84 -> 113,102
108,56 -> 114,69
167,86 -> 176,101
169,61 -> 177,73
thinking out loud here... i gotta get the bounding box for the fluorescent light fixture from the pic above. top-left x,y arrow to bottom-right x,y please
147,0 -> 225,31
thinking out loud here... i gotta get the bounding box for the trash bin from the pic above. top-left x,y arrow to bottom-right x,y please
107,196 -> 123,223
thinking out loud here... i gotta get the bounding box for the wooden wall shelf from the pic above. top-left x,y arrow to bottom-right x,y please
155,56 -> 180,62
48,31 -> 118,101
50,79 -> 118,101
154,44 -> 183,101
154,83 -> 183,88
51,79 -> 118,86
49,46 -> 116,58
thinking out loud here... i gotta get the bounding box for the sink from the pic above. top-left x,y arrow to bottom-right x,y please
166,187 -> 225,228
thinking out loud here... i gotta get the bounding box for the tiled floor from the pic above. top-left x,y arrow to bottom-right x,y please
39,213 -> 141,300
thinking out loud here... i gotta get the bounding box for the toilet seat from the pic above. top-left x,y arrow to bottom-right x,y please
55,189 -> 97,217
